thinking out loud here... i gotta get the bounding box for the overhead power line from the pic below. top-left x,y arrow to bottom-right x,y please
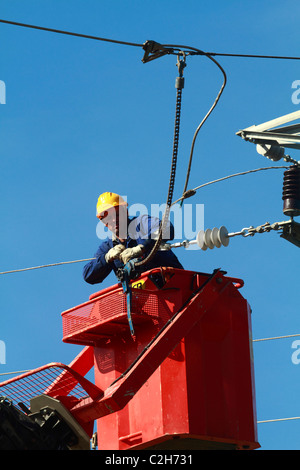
207,52 -> 300,61
258,416 -> 300,424
0,19 -> 143,47
0,366 -> 299,428
0,258 -> 95,275
2,19 -> 300,61
0,370 -> 31,377
172,165 -> 289,205
0,166 -> 289,276
253,334 -> 300,342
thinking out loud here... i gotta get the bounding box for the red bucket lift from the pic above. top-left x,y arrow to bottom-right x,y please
0,267 -> 260,450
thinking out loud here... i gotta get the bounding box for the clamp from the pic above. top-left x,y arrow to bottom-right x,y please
117,259 -> 139,337
142,40 -> 174,63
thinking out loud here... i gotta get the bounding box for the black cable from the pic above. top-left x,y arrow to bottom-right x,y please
156,43 -> 300,61
2,19 -> 300,61
174,46 -> 227,204
0,19 -> 143,47
205,52 -> 300,61
135,60 -> 185,268
135,47 -> 227,266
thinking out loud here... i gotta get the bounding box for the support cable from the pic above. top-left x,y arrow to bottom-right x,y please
0,18 -> 143,47
0,370 -> 31,377
136,49 -> 226,267
135,53 -> 186,268
172,165 -> 289,206
2,19 -> 300,61
142,42 -> 227,209
253,333 -> 300,342
0,258 -> 95,275
180,51 -> 227,205
0,165 -> 289,276
257,417 -> 300,424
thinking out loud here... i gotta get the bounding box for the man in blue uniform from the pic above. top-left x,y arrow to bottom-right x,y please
83,192 -> 183,285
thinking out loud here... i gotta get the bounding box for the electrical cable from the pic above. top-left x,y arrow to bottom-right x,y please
207,52 -> 300,61
2,19 -> 300,61
135,54 -> 185,268
257,416 -> 300,424
0,367 -> 298,428
0,370 -> 31,377
1,19 -> 227,270
3,18 -> 300,441
253,333 -> 300,342
1,330 -> 300,428
0,19 -> 143,47
177,49 -> 227,203
0,165 -> 289,276
0,258 -> 95,275
136,48 -> 226,267
0,20 -> 290,263
172,165 -> 289,206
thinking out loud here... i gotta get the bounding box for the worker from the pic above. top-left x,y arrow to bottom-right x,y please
83,192 -> 183,285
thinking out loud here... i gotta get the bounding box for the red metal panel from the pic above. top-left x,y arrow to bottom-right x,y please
68,268 -> 259,450
3,268 -> 258,450
0,362 -> 102,414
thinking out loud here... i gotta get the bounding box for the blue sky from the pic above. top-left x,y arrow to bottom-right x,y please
1,0 -> 300,450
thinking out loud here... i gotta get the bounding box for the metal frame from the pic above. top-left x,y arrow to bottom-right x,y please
0,269 -> 229,427
236,110 -> 300,150
69,269 -> 230,424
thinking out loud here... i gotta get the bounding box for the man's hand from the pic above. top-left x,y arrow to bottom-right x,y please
105,244 -> 125,263
119,245 -> 145,265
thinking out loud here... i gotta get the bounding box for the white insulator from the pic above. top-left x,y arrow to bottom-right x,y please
218,226 -> 229,247
204,228 -> 214,249
211,227 -> 222,248
196,230 -> 208,250
196,226 -> 229,251
256,143 -> 284,162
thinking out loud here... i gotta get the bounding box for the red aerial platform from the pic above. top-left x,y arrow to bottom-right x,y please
0,267 -> 260,450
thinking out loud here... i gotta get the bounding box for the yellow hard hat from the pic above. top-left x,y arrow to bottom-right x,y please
96,192 -> 128,218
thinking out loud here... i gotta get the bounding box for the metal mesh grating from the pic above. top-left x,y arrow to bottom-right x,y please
0,364 -> 92,414
62,288 -> 179,341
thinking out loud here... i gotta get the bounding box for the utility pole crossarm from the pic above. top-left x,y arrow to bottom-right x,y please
237,110 -> 300,149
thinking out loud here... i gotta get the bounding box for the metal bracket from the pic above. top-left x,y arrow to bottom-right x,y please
117,259 -> 140,337
70,270 -> 231,424
280,219 -> 300,247
142,40 -> 174,63
236,110 -> 300,152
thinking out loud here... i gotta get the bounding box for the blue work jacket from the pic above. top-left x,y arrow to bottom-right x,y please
83,214 -> 183,285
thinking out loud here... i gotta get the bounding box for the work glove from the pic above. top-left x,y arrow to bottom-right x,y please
119,245 -> 145,265
105,244 -> 125,263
